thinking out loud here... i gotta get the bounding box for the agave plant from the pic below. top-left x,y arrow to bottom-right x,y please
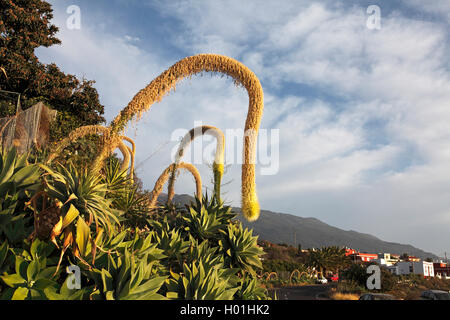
96,54 -> 264,222
168,125 -> 225,203
182,197 -> 227,241
234,277 -> 269,300
165,258 -> 239,300
39,162 -> 121,232
219,223 -> 264,275
85,248 -> 167,300
153,223 -> 189,268
0,148 -> 40,243
102,158 -> 149,228
184,237 -> 222,267
0,239 -> 61,300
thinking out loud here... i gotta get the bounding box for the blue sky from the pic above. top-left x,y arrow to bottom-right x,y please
36,1 -> 450,256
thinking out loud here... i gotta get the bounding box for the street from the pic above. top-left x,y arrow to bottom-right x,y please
268,284 -> 335,300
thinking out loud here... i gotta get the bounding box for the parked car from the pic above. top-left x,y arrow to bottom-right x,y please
326,274 -> 339,282
359,293 -> 395,300
420,290 -> 450,300
315,277 -> 328,284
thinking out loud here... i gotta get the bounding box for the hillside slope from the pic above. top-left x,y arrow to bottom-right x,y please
160,194 -> 438,259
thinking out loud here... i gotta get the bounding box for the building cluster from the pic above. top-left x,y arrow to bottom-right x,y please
345,248 -> 450,279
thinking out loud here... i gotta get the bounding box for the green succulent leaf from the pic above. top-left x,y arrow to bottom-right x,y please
76,217 -> 90,257
11,287 -> 29,300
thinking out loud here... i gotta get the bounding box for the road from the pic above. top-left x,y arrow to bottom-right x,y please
268,284 -> 335,300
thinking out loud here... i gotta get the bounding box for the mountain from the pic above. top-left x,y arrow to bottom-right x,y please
160,194 -> 438,260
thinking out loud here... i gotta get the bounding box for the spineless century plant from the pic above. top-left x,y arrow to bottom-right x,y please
97,54 -> 264,221
46,125 -> 112,164
168,125 -> 224,203
122,136 -> 136,178
149,162 -> 202,209
47,125 -> 134,177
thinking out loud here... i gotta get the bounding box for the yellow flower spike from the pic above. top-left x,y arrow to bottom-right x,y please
149,162 -> 202,209
122,136 -> 136,178
125,145 -> 134,183
47,125 -> 134,179
100,54 -> 264,221
46,125 -> 111,164
241,186 -> 260,222
168,125 -> 225,202
117,138 -> 130,173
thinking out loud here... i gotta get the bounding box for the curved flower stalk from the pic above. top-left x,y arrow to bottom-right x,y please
122,136 -> 136,178
168,125 -> 224,203
46,125 -> 111,164
149,162 -> 202,209
47,125 -> 133,177
98,54 -> 264,221
116,139 -> 130,172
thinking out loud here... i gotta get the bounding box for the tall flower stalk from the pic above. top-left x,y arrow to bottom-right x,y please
149,162 -> 202,209
96,54 -> 264,221
122,136 -> 136,178
46,125 -> 111,164
168,125 -> 224,203
47,125 -> 134,178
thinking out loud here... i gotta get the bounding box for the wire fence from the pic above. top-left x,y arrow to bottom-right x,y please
0,102 -> 57,153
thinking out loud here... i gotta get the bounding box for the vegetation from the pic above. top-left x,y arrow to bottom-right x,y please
0,0 -> 105,141
149,162 -> 202,208
0,149 -> 269,300
0,0 -> 271,300
307,246 -> 352,277
330,262 -> 450,300
168,125 -> 225,203
94,53 -> 264,222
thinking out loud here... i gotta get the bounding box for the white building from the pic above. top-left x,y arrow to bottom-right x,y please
386,265 -> 399,275
376,253 -> 399,266
397,261 -> 434,277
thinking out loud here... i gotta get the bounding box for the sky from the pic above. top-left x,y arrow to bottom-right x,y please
36,0 -> 450,256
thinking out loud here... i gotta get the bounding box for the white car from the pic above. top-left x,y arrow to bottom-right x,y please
315,277 -> 328,284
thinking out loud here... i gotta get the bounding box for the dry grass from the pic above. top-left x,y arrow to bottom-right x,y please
330,292 -> 360,300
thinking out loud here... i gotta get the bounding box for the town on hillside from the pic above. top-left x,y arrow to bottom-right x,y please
343,248 -> 450,279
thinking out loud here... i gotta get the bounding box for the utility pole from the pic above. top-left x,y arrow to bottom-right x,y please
446,252 -> 449,278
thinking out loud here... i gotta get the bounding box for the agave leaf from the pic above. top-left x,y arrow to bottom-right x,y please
0,273 -> 26,287
0,241 -> 8,268
76,217 -> 90,257
0,149 -> 16,184
11,165 -> 40,187
15,256 -> 28,280
26,260 -> 40,281
124,276 -> 167,299
11,287 -> 29,300
33,278 -> 59,291
62,204 -> 80,229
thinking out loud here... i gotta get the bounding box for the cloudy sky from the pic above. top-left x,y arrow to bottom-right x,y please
36,1 -> 450,256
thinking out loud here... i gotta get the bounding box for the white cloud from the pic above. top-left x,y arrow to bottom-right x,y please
36,5 -> 165,122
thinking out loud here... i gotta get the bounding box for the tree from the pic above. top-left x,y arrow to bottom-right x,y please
0,0 -> 105,141
307,246 -> 351,277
